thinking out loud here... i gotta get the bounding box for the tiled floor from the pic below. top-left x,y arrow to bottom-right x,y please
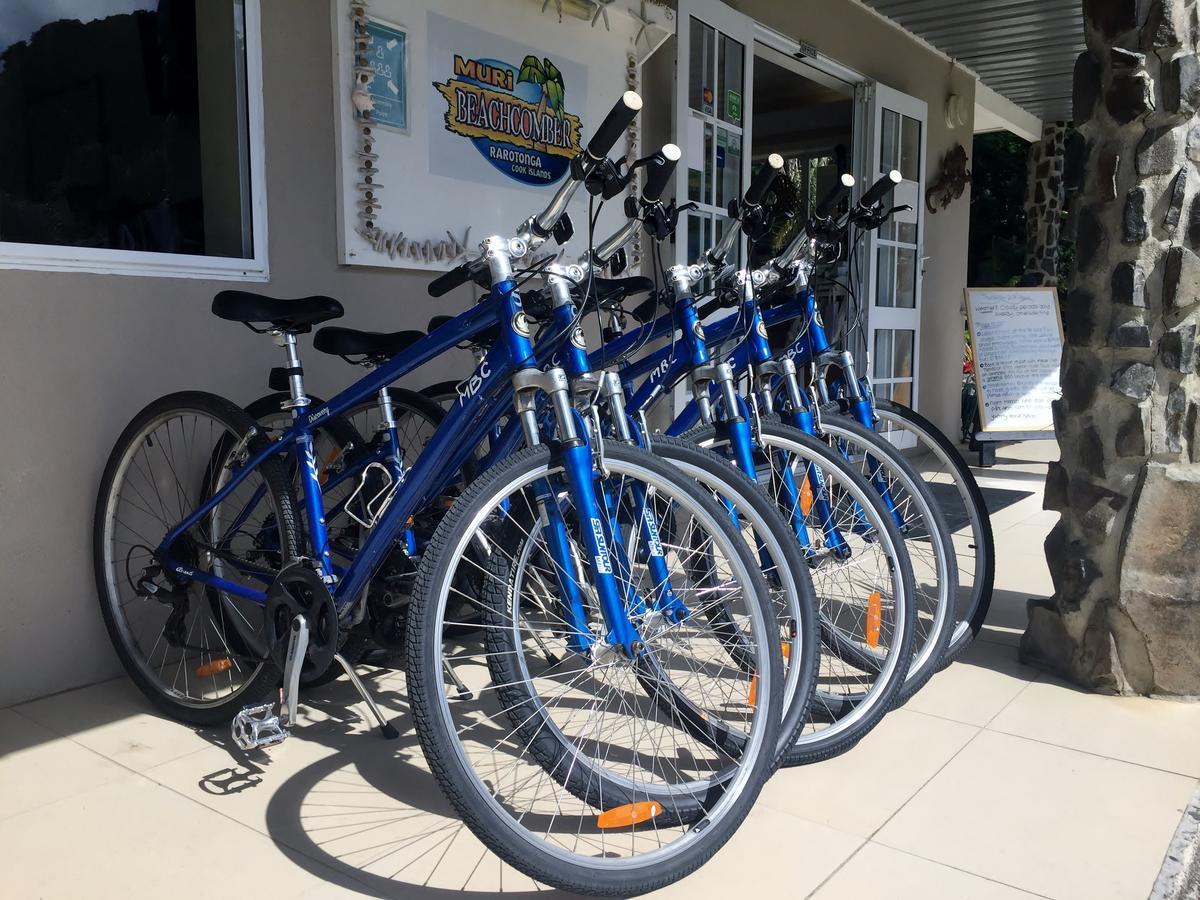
2,442 -> 1197,899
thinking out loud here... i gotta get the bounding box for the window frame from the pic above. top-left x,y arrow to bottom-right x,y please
0,0 -> 269,281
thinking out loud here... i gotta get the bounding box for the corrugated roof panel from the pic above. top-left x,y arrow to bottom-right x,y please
861,0 -> 1083,123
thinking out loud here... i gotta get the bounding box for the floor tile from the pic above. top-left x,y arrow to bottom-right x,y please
876,730 -> 1195,900
0,775 -> 365,899
989,675 -> 1200,777
987,498 -> 1050,532
13,677 -> 211,771
759,708 -> 976,837
648,805 -> 862,899
994,525 -> 1054,563
812,841 -> 1041,899
906,640 -> 1038,727
979,588 -> 1039,647
0,708 -> 128,820
144,675 -> 560,897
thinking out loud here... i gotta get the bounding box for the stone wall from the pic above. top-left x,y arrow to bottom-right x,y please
1025,122 -> 1069,284
1024,0 -> 1200,696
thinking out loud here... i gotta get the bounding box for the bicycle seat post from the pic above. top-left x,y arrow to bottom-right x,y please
276,330 -> 310,411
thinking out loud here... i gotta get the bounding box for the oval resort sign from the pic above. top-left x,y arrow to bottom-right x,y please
434,53 -> 583,186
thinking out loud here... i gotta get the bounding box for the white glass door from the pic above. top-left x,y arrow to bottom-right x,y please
865,83 -> 926,435
675,0 -> 753,269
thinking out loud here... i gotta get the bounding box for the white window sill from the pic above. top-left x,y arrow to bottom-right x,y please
0,245 -> 270,282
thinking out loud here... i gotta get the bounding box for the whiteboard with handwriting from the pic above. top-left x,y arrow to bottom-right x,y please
965,287 -> 1063,433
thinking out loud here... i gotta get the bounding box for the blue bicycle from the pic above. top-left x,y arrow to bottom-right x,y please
93,93 -> 789,897
248,145 -> 827,774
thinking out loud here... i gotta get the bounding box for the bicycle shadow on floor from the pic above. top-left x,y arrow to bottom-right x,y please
186,668 -> 586,899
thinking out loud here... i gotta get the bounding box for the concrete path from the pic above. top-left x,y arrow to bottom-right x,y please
2,442 -> 1197,899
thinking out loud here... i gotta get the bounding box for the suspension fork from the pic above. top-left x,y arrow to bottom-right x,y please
596,373 -> 688,623
823,351 -> 907,533
765,357 -> 852,560
514,367 -> 641,655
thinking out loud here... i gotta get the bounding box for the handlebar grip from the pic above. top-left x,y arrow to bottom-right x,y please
815,173 -> 855,219
428,261 -> 473,298
642,143 -> 681,203
586,91 -> 643,160
744,153 -> 784,207
858,169 -> 902,209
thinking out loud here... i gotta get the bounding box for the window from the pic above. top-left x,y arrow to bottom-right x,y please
0,0 -> 266,278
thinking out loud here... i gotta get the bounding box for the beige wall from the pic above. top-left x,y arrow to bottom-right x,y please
0,0 -> 474,706
734,0 -> 976,437
0,0 -> 976,706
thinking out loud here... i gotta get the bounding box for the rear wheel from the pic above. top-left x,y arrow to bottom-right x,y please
94,392 -> 298,724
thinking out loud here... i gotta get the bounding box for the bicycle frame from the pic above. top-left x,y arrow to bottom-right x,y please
157,279 -> 538,614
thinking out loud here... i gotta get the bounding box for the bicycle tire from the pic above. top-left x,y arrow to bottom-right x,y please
643,435 -> 821,770
872,399 -> 996,663
405,443 -> 781,896
94,391 -> 299,725
817,413 -> 958,702
683,417 -> 917,765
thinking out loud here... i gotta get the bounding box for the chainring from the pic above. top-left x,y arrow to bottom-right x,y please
266,563 -> 339,679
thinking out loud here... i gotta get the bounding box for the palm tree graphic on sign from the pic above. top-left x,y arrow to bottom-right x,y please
517,56 -> 565,148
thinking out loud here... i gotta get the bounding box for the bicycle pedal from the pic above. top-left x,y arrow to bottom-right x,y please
231,703 -> 288,751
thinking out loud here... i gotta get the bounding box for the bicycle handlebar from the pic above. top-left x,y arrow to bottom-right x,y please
642,143 -> 681,204
813,172 -> 855,220
590,144 -> 680,265
858,169 -> 901,210
587,91 -> 643,160
706,154 -> 785,267
531,92 -> 643,236
744,152 -> 784,207
428,258 -> 484,298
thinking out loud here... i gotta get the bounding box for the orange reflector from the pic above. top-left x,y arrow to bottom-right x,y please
748,674 -> 758,707
781,641 -> 791,660
800,479 -> 814,516
865,591 -> 882,648
596,801 -> 662,830
318,446 -> 344,485
196,657 -> 233,678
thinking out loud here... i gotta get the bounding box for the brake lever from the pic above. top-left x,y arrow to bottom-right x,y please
582,156 -> 631,200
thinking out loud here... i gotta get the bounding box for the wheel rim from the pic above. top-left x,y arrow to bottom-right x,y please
819,420 -> 956,686
421,454 -> 774,870
873,407 -> 989,648
100,410 -> 284,708
698,430 -> 911,745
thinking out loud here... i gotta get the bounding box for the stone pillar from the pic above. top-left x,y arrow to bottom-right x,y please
1023,0 -> 1200,695
1025,121 -> 1069,284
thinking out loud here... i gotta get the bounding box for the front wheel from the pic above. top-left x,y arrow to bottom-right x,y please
870,399 -> 995,662
685,418 -> 917,765
405,443 -> 781,896
817,414 -> 958,701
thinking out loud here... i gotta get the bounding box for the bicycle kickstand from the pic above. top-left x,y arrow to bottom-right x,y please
333,653 -> 400,739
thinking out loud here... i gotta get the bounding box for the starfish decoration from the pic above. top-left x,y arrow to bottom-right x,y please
628,1 -> 656,48
589,0 -> 615,30
541,0 -> 565,22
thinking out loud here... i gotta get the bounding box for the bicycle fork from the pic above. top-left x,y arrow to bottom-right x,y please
756,357 -> 853,560
512,367 -> 643,657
